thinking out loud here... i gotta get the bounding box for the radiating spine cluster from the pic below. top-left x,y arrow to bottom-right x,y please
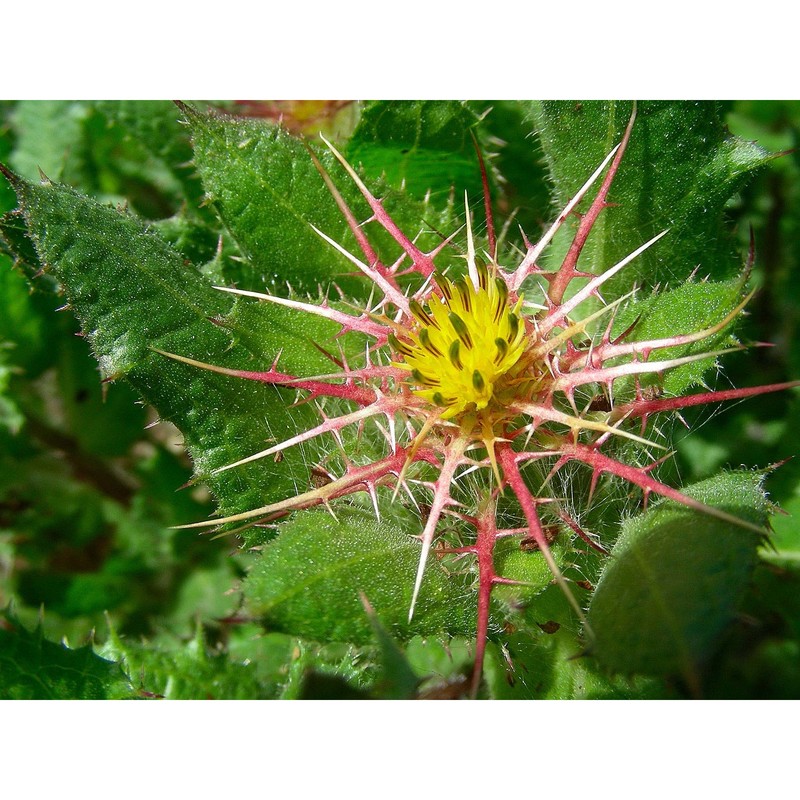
161,107 -> 797,697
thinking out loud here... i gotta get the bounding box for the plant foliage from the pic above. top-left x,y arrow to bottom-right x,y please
0,100 -> 798,699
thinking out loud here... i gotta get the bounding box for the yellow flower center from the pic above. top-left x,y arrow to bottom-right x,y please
391,268 -> 530,420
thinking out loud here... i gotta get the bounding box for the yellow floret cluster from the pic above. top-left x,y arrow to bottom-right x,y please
390,264 -> 530,419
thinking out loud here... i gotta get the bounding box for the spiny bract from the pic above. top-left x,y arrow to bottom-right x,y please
162,108 -> 795,697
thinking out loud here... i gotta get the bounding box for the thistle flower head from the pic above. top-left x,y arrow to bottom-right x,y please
393,267 -> 530,419
161,107 -> 797,698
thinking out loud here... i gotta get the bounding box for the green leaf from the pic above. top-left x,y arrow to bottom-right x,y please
4,170 -> 340,525
468,100 -> 552,236
528,101 -> 773,296
8,100 -> 90,182
0,612 -> 135,699
483,620 -> 669,700
611,277 -> 744,396
0,212 -> 54,294
12,101 -> 201,220
767,479 -> 800,565
185,106 -> 367,294
244,508 -> 477,644
100,620 -> 288,700
360,592 -> 420,699
588,471 -> 770,679
150,210 -> 230,276
92,100 -> 205,208
700,557 -> 800,699
347,100 -> 483,203
493,533 -> 571,603
184,104 -> 462,296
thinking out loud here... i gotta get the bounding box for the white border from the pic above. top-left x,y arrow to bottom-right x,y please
5,2 -> 795,100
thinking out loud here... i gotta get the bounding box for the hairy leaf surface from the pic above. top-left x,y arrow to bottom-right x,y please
529,101 -> 773,295
244,508 -> 478,643
6,172 -> 340,524
588,471 -> 770,678
347,100 -> 483,201
0,615 -> 135,699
